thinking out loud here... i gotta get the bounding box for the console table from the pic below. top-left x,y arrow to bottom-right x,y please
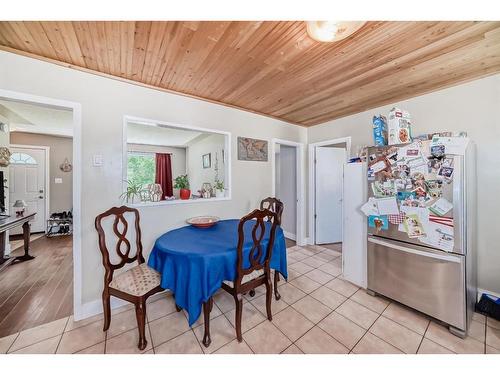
0,213 -> 36,268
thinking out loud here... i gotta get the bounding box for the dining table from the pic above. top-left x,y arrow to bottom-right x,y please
147,218 -> 288,347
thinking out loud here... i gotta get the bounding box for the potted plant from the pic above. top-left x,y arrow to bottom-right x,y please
174,174 -> 191,200
119,180 -> 143,204
214,179 -> 225,198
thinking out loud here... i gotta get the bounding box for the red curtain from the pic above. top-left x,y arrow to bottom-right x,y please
155,153 -> 173,199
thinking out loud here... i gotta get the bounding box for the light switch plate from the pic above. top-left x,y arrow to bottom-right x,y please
93,154 -> 103,167
55,178 -> 63,184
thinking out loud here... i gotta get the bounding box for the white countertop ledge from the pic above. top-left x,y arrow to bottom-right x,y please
129,196 -> 231,207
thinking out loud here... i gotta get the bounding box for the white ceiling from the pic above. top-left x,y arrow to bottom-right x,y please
0,99 -> 73,137
127,122 -> 205,147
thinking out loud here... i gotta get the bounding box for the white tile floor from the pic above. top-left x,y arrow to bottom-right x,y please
1,244 -> 498,354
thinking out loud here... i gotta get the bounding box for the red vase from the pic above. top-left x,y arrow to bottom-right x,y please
179,189 -> 191,200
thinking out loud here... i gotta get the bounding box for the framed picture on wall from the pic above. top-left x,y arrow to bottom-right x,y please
202,153 -> 211,169
237,137 -> 268,162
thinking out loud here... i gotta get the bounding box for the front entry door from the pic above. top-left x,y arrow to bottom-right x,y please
9,146 -> 47,234
315,146 -> 345,244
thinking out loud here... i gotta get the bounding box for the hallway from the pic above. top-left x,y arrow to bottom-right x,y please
0,236 -> 73,337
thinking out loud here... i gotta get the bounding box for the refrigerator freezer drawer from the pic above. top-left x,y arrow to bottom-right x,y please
367,236 -> 466,330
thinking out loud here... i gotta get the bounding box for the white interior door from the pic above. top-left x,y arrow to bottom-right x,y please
9,146 -> 47,234
315,146 -> 345,244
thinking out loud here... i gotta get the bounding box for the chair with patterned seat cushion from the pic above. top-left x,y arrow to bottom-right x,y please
260,197 -> 284,300
108,263 -> 161,296
221,208 -> 279,342
95,206 -> 164,350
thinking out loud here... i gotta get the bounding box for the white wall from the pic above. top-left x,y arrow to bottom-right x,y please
127,143 -> 186,184
0,51 -> 307,312
186,133 -> 226,195
278,145 -> 297,237
308,74 -> 500,295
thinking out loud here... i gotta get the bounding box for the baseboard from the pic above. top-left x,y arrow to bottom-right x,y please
297,237 -> 308,246
477,288 -> 500,303
75,296 -> 130,321
283,231 -> 296,241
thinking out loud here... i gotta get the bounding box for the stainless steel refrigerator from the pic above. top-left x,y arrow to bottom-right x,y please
366,139 -> 476,337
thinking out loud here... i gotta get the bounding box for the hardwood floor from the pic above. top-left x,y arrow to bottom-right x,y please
0,235 -> 73,338
285,238 -> 296,248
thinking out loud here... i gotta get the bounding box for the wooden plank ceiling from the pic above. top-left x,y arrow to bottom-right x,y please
0,21 -> 500,126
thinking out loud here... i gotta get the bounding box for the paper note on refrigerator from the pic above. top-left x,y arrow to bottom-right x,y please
429,198 -> 453,216
403,214 -> 426,238
410,163 -> 429,178
360,197 -> 379,216
429,215 -> 453,227
400,206 -> 429,237
368,215 -> 389,230
419,222 -> 454,252
431,136 -> 469,155
397,143 -> 421,160
375,197 -> 400,215
400,206 -> 429,222
370,160 -> 388,173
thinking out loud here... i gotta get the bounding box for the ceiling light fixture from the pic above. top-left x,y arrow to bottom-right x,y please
306,21 -> 366,43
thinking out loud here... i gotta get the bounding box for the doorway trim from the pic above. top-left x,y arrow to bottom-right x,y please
271,138 -> 305,246
0,89 -> 82,320
9,144 -> 50,234
308,136 -> 351,245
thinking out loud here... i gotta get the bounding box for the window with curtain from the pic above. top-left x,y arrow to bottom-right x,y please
125,119 -> 230,204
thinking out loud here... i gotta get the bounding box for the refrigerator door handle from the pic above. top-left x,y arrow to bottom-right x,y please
368,237 -> 461,263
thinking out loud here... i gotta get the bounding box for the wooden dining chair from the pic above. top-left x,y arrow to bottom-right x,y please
220,208 -> 279,342
260,197 -> 284,225
95,206 -> 164,350
260,197 -> 284,300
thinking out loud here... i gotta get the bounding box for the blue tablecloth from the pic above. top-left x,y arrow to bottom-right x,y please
147,219 -> 287,326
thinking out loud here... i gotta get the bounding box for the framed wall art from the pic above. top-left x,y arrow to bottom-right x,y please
202,153 -> 211,168
237,137 -> 268,162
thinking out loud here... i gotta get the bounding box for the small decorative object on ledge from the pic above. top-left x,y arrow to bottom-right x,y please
237,137 -> 268,161
59,158 -> 72,172
201,182 -> 213,198
13,200 -> 27,217
146,183 -> 163,202
0,147 -> 11,167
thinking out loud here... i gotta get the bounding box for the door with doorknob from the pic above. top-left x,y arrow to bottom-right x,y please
9,146 -> 47,234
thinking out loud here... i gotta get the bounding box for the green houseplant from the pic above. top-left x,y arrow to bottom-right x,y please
119,180 -> 143,204
174,174 -> 191,200
214,179 -> 225,198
